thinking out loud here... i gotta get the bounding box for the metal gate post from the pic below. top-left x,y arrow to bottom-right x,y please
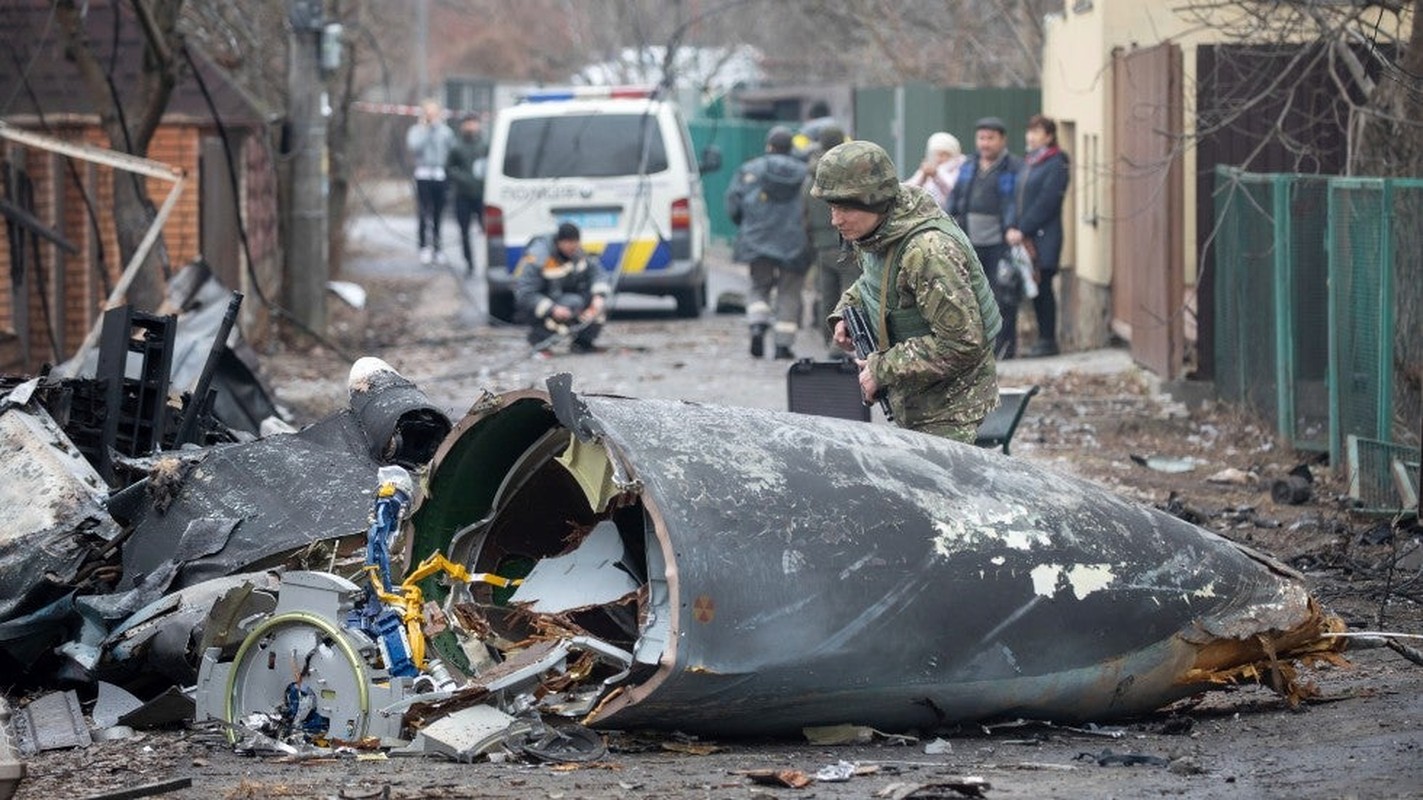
1325,181 -> 1341,466
1376,180 -> 1395,442
1272,174 -> 1295,444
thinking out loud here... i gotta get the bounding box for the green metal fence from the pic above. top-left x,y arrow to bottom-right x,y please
1213,167 -> 1422,463
688,118 -> 780,242
1327,178 -> 1423,461
853,84 -> 1041,173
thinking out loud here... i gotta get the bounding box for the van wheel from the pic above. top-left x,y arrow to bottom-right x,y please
673,280 -> 705,318
488,289 -> 516,323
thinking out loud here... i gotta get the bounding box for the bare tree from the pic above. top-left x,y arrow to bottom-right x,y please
1351,0 -> 1423,176
1181,0 -> 1420,444
54,0 -> 186,310
181,0 -> 289,112
423,0 -> 1055,91
182,0 -> 404,281
716,0 -> 1057,87
1180,0 -> 1420,176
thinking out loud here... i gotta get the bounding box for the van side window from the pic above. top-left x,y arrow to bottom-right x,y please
503,114 -> 669,179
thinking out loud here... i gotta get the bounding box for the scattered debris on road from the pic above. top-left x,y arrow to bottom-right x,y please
0,321 -> 1383,791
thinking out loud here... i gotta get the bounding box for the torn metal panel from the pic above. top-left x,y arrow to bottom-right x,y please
0,594 -> 78,669
508,520 -> 639,614
117,412 -> 379,590
116,686 -> 195,730
12,690 -> 91,754
92,682 -> 144,729
121,361 -> 449,593
404,704 -> 530,761
412,379 -> 1344,736
61,262 -> 282,438
163,262 -> 280,436
556,436 -> 622,513
97,571 -> 283,688
0,402 -> 120,623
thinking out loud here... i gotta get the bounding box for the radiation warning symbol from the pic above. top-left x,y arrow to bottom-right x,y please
692,594 -> 716,623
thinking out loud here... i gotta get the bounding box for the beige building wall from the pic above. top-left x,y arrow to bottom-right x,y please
1043,0 -> 1246,349
1042,1 -> 1202,295
1042,0 -> 1409,351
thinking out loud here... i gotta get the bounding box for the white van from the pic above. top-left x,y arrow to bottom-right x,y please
483,87 -> 721,320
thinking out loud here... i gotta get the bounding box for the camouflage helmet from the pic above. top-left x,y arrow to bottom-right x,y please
811,140 -> 900,207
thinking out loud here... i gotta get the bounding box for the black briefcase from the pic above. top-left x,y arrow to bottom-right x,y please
786,358 -> 871,422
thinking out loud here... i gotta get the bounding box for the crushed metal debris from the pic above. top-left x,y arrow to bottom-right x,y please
0,346 -> 1358,786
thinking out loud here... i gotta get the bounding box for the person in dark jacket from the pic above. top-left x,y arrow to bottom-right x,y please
446,113 -> 488,276
1007,115 -> 1071,357
514,222 -> 609,353
801,125 -> 853,354
947,117 -> 1022,358
726,126 -> 810,359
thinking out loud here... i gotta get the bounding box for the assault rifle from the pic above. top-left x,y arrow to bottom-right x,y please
842,305 -> 894,421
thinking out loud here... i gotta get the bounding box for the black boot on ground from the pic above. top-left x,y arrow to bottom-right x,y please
1026,340 -> 1060,358
773,345 -> 796,360
749,324 -> 767,358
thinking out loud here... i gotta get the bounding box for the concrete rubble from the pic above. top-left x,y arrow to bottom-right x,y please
0,317 -> 1353,789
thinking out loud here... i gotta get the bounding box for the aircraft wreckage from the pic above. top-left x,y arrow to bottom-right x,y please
189,373 -> 1344,753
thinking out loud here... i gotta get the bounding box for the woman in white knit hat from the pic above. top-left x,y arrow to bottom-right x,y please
902,131 -> 965,211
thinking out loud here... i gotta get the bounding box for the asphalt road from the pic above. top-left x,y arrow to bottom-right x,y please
333,208 -> 1133,423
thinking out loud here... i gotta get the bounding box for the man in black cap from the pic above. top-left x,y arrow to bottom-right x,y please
947,116 -> 1023,358
514,222 -> 609,353
725,125 -> 811,359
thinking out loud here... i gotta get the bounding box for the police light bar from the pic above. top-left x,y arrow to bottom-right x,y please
520,85 -> 658,103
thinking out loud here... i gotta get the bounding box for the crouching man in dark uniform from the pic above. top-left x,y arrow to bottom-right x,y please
514,222 -> 610,353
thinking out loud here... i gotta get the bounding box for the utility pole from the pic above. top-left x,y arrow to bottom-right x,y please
416,0 -> 429,101
286,0 -> 328,333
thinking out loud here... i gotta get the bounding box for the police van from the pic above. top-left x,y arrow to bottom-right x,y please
483,86 -> 721,320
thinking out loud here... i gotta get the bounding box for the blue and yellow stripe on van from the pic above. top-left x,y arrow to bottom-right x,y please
501,237 -> 673,275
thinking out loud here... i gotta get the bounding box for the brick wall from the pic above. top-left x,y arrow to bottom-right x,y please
0,122 -> 270,373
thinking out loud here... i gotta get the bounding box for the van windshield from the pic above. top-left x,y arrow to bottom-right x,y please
503,114 -> 669,178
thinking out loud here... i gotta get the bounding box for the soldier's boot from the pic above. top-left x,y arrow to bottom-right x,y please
1026,339 -> 1059,357
749,324 -> 767,358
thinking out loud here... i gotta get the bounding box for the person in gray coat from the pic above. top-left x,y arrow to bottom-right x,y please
725,126 -> 810,359
406,99 -> 456,266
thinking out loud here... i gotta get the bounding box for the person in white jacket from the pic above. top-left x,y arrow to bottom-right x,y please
903,132 -> 965,211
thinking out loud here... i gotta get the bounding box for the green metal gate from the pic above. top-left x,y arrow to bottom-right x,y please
1327,178 -> 1423,461
853,84 -> 1040,172
1212,168 -> 1331,450
688,118 -> 779,242
1213,167 -> 1422,463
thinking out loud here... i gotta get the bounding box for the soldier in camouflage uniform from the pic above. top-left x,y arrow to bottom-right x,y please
811,140 -> 1000,443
